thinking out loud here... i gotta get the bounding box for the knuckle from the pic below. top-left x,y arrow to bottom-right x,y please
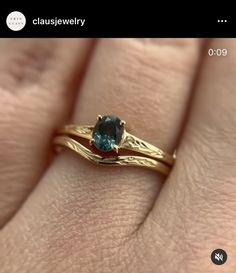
0,39 -> 55,93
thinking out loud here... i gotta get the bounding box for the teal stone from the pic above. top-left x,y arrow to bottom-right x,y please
92,115 -> 124,152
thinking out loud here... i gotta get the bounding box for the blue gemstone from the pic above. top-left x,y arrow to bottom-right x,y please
92,115 -> 124,152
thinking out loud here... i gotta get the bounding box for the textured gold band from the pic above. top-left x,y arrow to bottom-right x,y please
54,121 -> 175,175
54,136 -> 171,176
58,125 -> 174,166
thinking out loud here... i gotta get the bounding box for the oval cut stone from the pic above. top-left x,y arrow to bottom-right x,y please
92,115 -> 124,152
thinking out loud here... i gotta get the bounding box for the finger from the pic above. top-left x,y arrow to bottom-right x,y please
1,39 -> 202,270
0,38 -> 92,227
145,39 -> 236,272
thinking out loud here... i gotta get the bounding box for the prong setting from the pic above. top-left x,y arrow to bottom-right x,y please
120,120 -> 126,126
113,145 -> 119,153
89,138 -> 95,146
92,115 -> 124,152
97,115 -> 103,121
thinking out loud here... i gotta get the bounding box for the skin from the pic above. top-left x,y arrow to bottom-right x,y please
0,38 -> 235,273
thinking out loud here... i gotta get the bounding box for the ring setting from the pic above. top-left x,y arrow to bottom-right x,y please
54,115 -> 175,176
91,115 -> 125,153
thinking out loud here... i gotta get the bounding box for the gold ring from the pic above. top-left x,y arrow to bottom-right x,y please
54,115 -> 175,175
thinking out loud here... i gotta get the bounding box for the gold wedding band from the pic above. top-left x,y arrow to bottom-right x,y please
54,115 -> 175,175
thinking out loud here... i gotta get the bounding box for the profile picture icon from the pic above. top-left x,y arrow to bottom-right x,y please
6,11 -> 26,31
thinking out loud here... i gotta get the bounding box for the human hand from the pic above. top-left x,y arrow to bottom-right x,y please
0,38 -> 235,273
